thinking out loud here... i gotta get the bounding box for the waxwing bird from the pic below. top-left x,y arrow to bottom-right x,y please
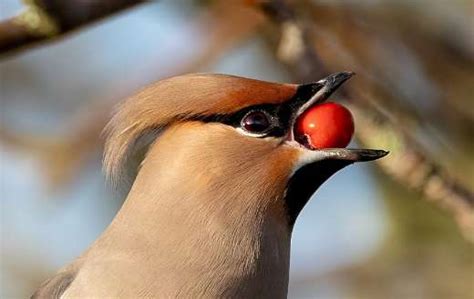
32,72 -> 387,298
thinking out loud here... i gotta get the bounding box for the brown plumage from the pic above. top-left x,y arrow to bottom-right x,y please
32,73 -> 386,298
104,73 -> 297,188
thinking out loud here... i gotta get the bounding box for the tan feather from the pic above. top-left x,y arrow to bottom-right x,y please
62,121 -> 300,297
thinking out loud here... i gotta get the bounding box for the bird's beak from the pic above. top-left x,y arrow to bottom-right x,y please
287,71 -> 388,163
292,71 -> 355,117
284,73 -> 387,225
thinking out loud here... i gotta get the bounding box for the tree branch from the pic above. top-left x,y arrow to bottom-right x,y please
0,0 -> 145,57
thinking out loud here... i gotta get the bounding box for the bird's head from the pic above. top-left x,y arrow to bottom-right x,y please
104,73 -> 387,228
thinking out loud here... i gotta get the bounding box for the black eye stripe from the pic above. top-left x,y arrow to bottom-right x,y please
196,104 -> 288,138
191,83 -> 329,139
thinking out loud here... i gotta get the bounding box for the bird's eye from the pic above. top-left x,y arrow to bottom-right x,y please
241,111 -> 272,133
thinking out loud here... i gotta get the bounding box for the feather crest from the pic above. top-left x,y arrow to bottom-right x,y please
102,73 -> 296,188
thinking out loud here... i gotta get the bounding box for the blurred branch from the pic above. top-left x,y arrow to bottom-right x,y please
257,0 -> 474,241
258,0 -> 325,80
0,0 -> 145,57
301,2 -> 474,149
352,103 -> 474,242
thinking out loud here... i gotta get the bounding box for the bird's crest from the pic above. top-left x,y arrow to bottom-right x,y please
103,73 -> 297,189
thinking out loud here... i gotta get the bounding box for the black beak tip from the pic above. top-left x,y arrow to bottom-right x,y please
356,149 -> 389,162
334,71 -> 355,81
310,71 -> 356,102
319,148 -> 389,163
324,71 -> 355,87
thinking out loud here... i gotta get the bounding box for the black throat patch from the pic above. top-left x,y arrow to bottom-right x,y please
284,160 -> 352,226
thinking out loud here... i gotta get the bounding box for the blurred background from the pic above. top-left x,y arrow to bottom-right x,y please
0,0 -> 473,298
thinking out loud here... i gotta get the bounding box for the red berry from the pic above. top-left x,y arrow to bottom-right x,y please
295,102 -> 354,149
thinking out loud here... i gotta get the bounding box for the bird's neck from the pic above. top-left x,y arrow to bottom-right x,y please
93,151 -> 292,297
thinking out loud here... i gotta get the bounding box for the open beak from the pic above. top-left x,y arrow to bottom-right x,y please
287,71 -> 388,163
283,71 -> 388,225
293,71 -> 355,116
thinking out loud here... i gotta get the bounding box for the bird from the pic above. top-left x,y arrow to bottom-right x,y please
32,72 -> 387,298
